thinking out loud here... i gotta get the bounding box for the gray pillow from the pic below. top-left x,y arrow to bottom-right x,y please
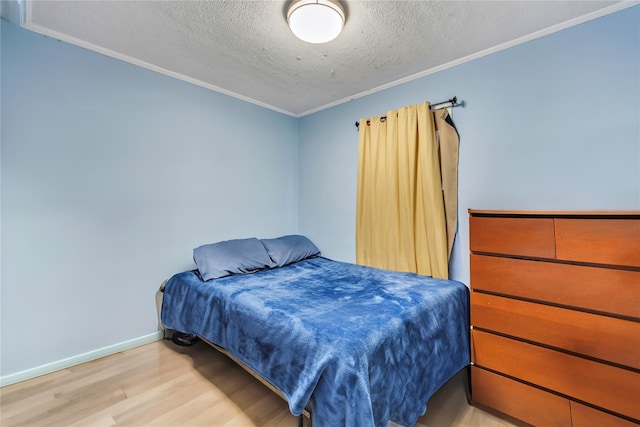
261,235 -> 320,268
193,237 -> 274,281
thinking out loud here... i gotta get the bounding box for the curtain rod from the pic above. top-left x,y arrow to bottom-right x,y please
355,96 -> 461,129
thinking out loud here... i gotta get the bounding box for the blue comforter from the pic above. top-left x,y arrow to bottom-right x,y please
161,257 -> 469,427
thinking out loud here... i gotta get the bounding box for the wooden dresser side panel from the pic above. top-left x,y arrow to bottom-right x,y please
570,402 -> 640,427
472,330 -> 640,421
555,218 -> 640,267
470,254 -> 640,319
469,216 -> 555,259
471,367 -> 571,427
471,293 -> 640,369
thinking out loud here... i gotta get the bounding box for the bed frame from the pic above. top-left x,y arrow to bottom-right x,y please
156,282 -> 313,427
156,255 -> 470,427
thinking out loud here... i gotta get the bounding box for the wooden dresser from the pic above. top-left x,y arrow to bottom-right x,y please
468,210 -> 640,426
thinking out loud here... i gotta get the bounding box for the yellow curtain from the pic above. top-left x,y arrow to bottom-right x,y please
356,102 -> 459,279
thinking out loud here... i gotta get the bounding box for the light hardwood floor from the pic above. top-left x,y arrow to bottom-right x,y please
1,340 -> 518,427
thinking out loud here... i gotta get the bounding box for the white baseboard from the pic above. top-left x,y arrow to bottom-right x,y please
0,331 -> 164,387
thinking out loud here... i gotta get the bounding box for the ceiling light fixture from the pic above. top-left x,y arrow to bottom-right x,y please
287,0 -> 345,44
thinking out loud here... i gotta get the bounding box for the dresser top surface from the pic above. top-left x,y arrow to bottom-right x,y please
468,209 -> 640,218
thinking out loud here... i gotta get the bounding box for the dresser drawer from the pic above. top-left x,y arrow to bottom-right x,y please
472,330 -> 640,420
471,367 -> 571,427
470,216 -> 555,258
571,402 -> 639,427
555,218 -> 640,267
470,254 -> 640,319
472,293 -> 640,369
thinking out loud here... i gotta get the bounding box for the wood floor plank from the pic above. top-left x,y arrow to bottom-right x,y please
142,390 -> 226,427
0,369 -> 73,407
113,374 -> 208,425
1,339 -> 517,427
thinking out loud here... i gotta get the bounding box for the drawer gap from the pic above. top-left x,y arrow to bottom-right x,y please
472,328 -> 640,373
470,251 -> 640,272
473,366 -> 640,425
472,289 -> 640,323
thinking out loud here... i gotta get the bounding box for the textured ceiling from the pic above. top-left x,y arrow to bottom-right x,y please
18,0 -> 631,116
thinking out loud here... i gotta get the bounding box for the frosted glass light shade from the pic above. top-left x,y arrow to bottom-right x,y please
287,0 -> 345,44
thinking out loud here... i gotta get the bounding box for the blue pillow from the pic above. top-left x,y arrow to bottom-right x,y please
193,238 -> 274,281
261,235 -> 320,268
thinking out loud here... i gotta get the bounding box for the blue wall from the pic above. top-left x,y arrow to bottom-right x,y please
1,21 -> 298,377
1,5 -> 639,379
298,6 -> 640,282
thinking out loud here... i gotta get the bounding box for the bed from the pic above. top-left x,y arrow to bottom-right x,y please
160,236 -> 470,427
